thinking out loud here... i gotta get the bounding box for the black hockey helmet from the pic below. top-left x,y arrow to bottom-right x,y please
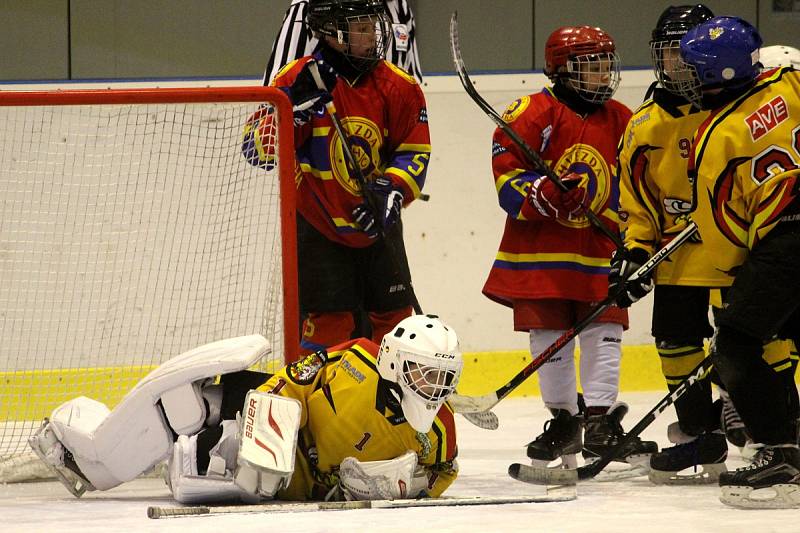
651,4 -> 715,43
650,5 -> 714,102
306,0 -> 392,72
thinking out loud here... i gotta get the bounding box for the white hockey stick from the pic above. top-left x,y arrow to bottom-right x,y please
147,494 -> 575,518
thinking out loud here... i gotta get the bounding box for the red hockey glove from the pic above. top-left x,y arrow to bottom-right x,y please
527,172 -> 589,221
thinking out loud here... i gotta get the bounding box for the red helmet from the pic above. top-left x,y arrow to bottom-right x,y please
544,26 -> 620,104
544,26 -> 616,76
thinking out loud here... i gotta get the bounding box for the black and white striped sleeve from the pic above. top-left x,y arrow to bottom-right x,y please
262,0 -> 320,85
383,0 -> 423,82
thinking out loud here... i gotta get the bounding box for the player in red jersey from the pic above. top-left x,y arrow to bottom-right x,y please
483,26 -> 656,470
242,0 -> 430,354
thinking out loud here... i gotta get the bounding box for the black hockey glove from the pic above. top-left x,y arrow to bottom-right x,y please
352,204 -> 379,239
368,176 -> 404,228
608,247 -> 654,308
281,59 -> 338,126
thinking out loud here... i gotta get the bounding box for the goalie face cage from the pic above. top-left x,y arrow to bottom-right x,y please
0,87 -> 299,476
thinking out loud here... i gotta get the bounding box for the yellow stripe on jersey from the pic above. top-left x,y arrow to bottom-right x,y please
495,168 -> 528,195
396,143 -> 431,154
383,61 -> 418,85
496,251 -> 610,266
385,166 -> 424,199
299,162 -> 334,181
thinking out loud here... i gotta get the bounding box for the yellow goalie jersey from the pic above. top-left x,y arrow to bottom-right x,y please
618,88 -> 732,286
690,67 -> 800,275
256,339 -> 458,501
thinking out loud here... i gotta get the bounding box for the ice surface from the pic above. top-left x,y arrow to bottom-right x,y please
1,392 -> 794,532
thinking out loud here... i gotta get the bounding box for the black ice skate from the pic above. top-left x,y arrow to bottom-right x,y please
526,409 -> 582,469
582,402 -> 657,474
648,430 -> 727,485
719,390 -> 750,450
719,444 -> 800,509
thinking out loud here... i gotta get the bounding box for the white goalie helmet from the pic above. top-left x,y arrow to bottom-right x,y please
377,315 -> 463,433
759,45 -> 800,70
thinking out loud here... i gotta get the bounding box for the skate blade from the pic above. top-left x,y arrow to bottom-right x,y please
529,454 -> 578,470
583,455 -> 650,482
648,462 -> 726,486
720,484 -> 800,509
28,420 -> 92,498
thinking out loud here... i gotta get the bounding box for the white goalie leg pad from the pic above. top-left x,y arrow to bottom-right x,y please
338,450 -> 422,501
234,391 -> 301,499
36,335 -> 269,493
167,425 -> 258,505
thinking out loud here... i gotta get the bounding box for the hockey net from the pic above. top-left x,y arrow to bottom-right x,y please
0,87 -> 298,482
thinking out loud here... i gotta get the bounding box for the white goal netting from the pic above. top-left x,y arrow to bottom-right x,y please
0,87 -> 297,481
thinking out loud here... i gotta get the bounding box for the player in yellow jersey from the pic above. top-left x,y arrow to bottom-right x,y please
28,315 -> 462,504
615,4 -> 732,485
680,16 -> 800,509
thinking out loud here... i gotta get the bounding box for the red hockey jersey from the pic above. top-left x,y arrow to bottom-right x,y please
483,88 -> 631,305
267,57 -> 431,248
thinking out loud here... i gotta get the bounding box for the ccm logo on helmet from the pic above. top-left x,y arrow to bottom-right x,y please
745,95 -> 789,141
434,353 -> 456,359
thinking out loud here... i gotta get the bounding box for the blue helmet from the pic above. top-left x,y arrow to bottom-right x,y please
680,16 -> 763,90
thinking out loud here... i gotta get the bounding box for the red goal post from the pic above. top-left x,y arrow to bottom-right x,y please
0,86 -> 299,475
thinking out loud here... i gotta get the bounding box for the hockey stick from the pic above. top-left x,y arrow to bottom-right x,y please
147,494 -> 575,518
449,221 -> 699,418
509,354 -> 714,484
449,12 -> 624,252
308,61 -> 423,315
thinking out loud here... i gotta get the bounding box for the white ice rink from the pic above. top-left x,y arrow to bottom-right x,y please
1,392 -> 794,533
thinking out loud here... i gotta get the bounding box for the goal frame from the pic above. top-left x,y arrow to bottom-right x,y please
0,85 -> 300,363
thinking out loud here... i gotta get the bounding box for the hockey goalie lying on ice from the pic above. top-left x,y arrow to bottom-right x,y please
28,315 -> 462,504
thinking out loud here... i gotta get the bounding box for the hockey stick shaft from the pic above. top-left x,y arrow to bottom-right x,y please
308,62 -> 423,315
449,222 -> 698,415
147,495 -> 572,518
449,12 -> 623,252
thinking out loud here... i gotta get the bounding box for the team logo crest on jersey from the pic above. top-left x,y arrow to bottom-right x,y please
745,96 -> 789,141
502,96 -> 530,123
393,23 -> 409,52
330,117 -> 383,196
287,350 -> 327,385
552,143 -> 612,228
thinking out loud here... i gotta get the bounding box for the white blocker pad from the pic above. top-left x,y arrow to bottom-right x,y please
338,450 -> 425,500
235,391 -> 301,499
47,335 -> 270,491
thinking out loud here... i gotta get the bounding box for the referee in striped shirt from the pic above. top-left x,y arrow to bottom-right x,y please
262,0 -> 422,85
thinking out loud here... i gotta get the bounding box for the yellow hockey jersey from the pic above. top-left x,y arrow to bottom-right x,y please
690,67 -> 800,274
256,338 -> 458,501
618,88 -> 732,286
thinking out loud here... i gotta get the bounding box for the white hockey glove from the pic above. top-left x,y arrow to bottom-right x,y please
334,450 -> 428,501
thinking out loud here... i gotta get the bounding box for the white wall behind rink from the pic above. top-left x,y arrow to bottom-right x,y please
1,69 -> 660,352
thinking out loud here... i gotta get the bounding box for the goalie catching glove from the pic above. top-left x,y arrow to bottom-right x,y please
524,172 -> 589,221
608,247 -> 654,308
328,451 -> 430,501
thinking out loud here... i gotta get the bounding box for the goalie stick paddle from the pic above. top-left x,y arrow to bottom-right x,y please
308,61 -> 423,315
147,494 -> 575,519
449,222 -> 699,417
509,354 -> 714,485
448,12 -> 624,253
